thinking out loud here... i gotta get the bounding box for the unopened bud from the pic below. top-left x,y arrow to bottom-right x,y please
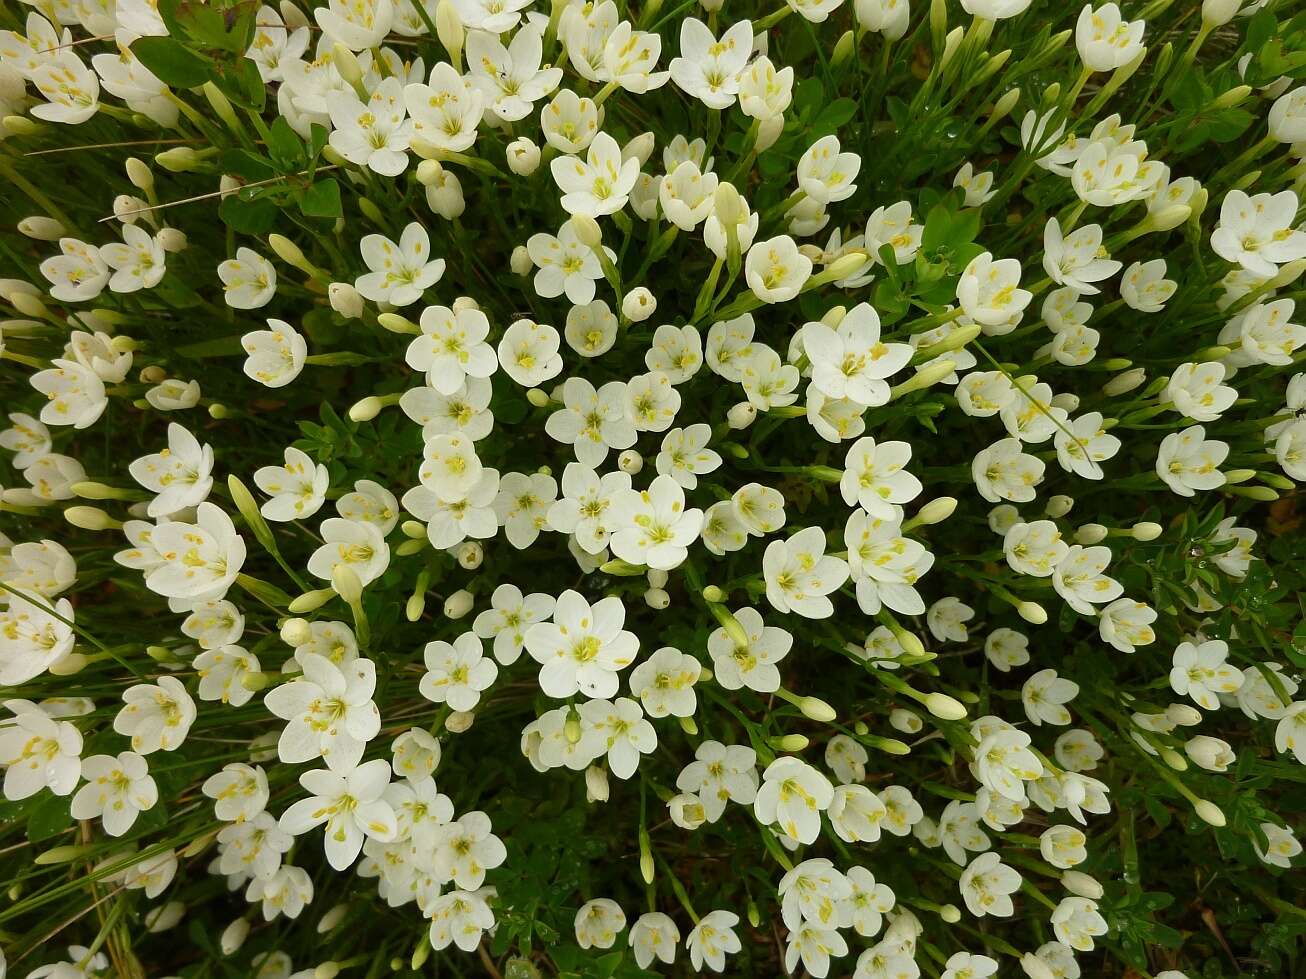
510,245 -> 533,275
890,708 -> 923,734
1103,367 -> 1147,396
157,227 -> 187,252
146,901 -> 185,932
18,216 -> 65,240
585,765 -> 610,802
924,692 -> 967,720
644,587 -> 670,609
155,147 -> 202,172
618,449 -> 643,474
771,733 -> 809,752
328,282 -> 364,319
938,904 -> 961,924
909,496 -> 957,528
1017,602 -> 1048,625
443,588 -> 474,619
1132,521 -> 1162,541
799,696 -> 837,723
315,963 -> 341,979
622,287 -> 656,322
221,918 -> 250,955
1061,870 -> 1104,899
939,26 -> 965,69
506,137 -> 541,176
436,0 -> 465,70
1193,799 -> 1225,827
332,565 -> 364,605
268,233 -> 314,276
457,541 -> 483,569
727,401 -> 757,429
317,904 -> 349,934
989,88 -> 1020,126
893,360 -> 956,398
1076,523 -> 1108,545
570,214 -> 603,249
446,710 -> 474,733
280,618 -> 312,647
349,397 -> 385,422
1044,494 -> 1074,518
332,42 -> 364,92
64,505 -> 122,531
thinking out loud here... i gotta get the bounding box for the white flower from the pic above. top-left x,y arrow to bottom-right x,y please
1171,639 -> 1243,709
451,0 -> 531,31
1165,362 -> 1236,422
541,88 -> 600,153
142,503 -> 246,602
1121,259 -> 1176,312
1211,190 -> 1306,277
246,865 -> 313,921
1051,896 -> 1107,952
943,952 -> 999,979
798,134 -> 861,204
194,644 -> 260,706
564,299 -> 619,357
329,76 -> 412,176
114,675 -> 196,754
676,740 -> 758,821
420,632 -> 499,711
629,912 -> 680,970
844,510 -> 932,616
545,377 -> 637,466
1052,544 -> 1122,615
669,18 -> 752,109
960,0 -> 1032,18
280,758 -> 396,870
255,446 -> 329,522
840,437 -> 921,518
551,131 -> 639,218
958,252 -> 1032,328
628,645 -> 700,717
1076,4 -> 1146,72
972,438 -> 1046,503
764,526 -> 850,619
242,318 -> 307,388
527,220 -> 608,305
787,923 -> 847,978
576,898 -> 626,950
128,423 -> 214,518
30,359 -> 107,429
646,323 -> 703,384
1255,822 -> 1302,868
687,909 -> 741,972
830,783 -> 888,843
746,236 -> 812,303
1042,219 -> 1121,295
0,707 -> 81,800
201,763 -> 269,822
804,303 -> 911,407
471,584 -> 557,666
404,468 -> 500,549
959,852 -> 1021,917
432,810 -> 507,888
391,728 -> 443,782
1277,702 -> 1306,764
974,727 -> 1044,801
501,318 -> 566,389
608,475 -> 704,570
1054,412 -> 1120,479
1156,425 -> 1228,496
218,247 -> 277,309
754,755 -> 834,844
355,223 -> 445,307
524,589 -> 639,698
405,304 -> 498,395
100,224 -> 165,293
738,55 -> 794,120
406,62 -> 485,154
41,238 -> 109,302
659,160 -> 719,231
71,751 -> 158,837
468,24 -> 562,122
1022,669 -> 1080,726
494,470 -> 557,549
954,162 -> 996,207
655,424 -> 720,489
264,653 -> 380,768
307,517 -> 390,586
625,370 -> 682,432
582,696 -> 657,778
428,889 -> 496,951
1004,520 -> 1069,577
315,0 -> 393,50
600,24 -> 670,94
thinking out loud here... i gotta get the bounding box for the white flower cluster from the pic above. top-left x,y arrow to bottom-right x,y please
0,0 -> 1304,977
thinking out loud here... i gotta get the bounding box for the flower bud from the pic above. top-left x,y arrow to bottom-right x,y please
3,115 -> 42,136
1202,0 -> 1242,27
1159,747 -> 1188,771
34,844 -> 96,865
157,227 -> 187,252
443,588 -> 474,619
1193,799 -> 1226,827
406,591 -> 426,622
618,449 -> 643,474
831,29 -> 854,67
889,708 -> 922,734
913,496 -> 958,527
332,565 -> 364,605
1131,521 -> 1162,541
64,506 -> 122,531
570,214 -> 603,249
526,387 -> 551,408
349,397 -> 385,422
644,587 -> 670,609
924,692 -> 967,720
280,617 -> 312,647
426,171 -> 465,219
510,245 -> 533,275
668,793 -> 706,830
10,292 -> 48,318
1017,602 -> 1048,625
228,474 -> 276,552
623,132 -> 656,167
1146,204 -> 1191,233
358,196 -> 386,224
622,287 -> 656,322
727,401 -> 757,429
125,156 -> 154,192
436,0 -> 464,69
647,569 -> 669,588
639,830 -> 655,883
771,733 -> 809,752
939,26 -> 965,70
1061,870 -> 1104,900
457,541 -> 484,569
1103,367 -> 1147,396
317,904 -> 349,934
506,137 -> 541,175
938,904 -> 961,924
315,962 -> 341,979
1075,523 -> 1108,545
221,918 -> 250,955
146,901 -> 185,932
892,360 -> 956,398
328,282 -> 364,319
268,233 -> 314,275
1021,952 -> 1056,979
1044,495 -> 1074,518
288,589 -> 337,613
156,147 -> 202,172
18,216 -> 65,240
585,765 -> 610,802
989,88 -> 1020,126
446,710 -> 475,733
799,696 -> 837,723
332,42 -> 365,92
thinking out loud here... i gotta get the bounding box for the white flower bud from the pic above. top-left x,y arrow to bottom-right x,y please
1075,523 -> 1108,545
1131,521 -> 1162,541
125,156 -> 154,191
157,228 -> 188,252
914,497 -> 957,526
727,401 -> 757,430
329,282 -> 364,318
443,588 -> 474,619
317,904 -> 349,934
426,170 -> 465,219
1202,0 -> 1242,27
436,0 -> 464,67
585,765 -> 610,802
332,565 -> 364,605
1103,367 -> 1147,396
890,708 -> 923,734
1021,953 -> 1056,979
506,137 -> 541,175
1193,799 -> 1226,827
1017,602 -> 1048,625
18,216 -> 65,240
446,710 -> 475,733
668,793 -> 706,830
570,214 -> 603,249
618,449 -> 643,474
622,132 -> 655,167
646,569 -> 669,588
1061,870 -> 1104,900
64,506 -> 122,531
757,114 -> 785,152
457,541 -> 484,569
315,963 -> 341,979
644,587 -> 670,609
924,692 -> 967,720
510,245 -> 533,276
145,901 -> 185,932
415,159 -> 443,186
1044,495 -> 1074,518
622,287 -> 657,322
799,695 -> 836,722
156,147 -> 202,172
452,295 -> 480,313
221,918 -> 250,955
280,617 -> 313,647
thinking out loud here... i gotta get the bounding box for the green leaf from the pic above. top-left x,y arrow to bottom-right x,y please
26,791 -> 74,843
130,36 -> 212,89
211,56 -> 266,111
300,178 -> 342,219
220,149 -> 277,181
267,116 -> 303,167
219,193 -> 278,234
